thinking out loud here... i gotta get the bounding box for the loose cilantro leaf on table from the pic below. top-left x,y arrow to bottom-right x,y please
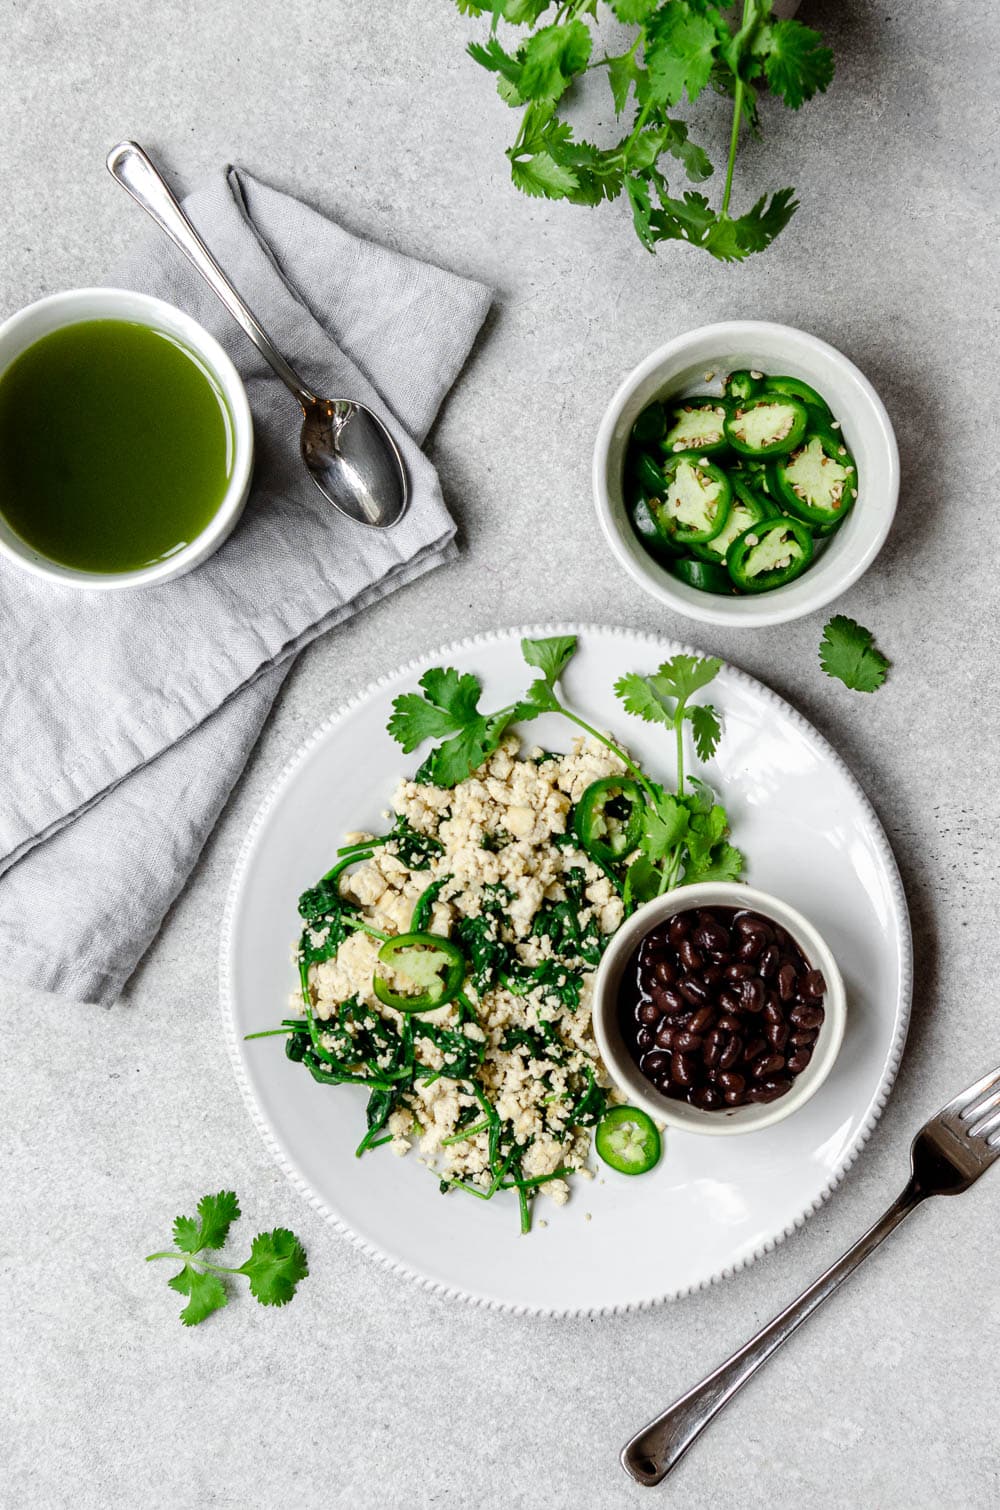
819,616 -> 890,693
453,0 -> 835,260
147,1192 -> 308,1326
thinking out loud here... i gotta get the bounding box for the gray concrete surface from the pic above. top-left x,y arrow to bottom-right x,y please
2,1 -> 999,1506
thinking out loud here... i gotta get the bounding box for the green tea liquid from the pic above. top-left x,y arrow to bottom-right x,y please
0,318 -> 235,573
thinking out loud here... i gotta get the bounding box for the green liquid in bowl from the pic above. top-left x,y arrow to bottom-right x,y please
0,318 -> 236,574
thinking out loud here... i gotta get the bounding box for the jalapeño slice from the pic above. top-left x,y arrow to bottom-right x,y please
373,932 -> 466,1013
595,1105 -> 662,1175
726,516 -> 814,593
649,455 -> 732,545
770,429 -> 859,528
724,395 -> 809,458
574,777 -> 645,867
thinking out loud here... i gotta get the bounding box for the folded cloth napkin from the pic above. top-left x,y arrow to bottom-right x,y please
0,167 -> 491,1004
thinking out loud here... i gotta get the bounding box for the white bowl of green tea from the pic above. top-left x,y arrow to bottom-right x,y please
0,287 -> 253,589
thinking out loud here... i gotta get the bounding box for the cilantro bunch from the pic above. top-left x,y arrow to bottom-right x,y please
388,635 -> 743,908
146,1191 -> 308,1326
454,0 -> 834,261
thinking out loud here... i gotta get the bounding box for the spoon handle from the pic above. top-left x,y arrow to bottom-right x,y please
106,141 -> 317,408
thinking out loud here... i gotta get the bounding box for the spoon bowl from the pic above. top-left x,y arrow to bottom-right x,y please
300,399 -> 407,528
107,141 -> 408,531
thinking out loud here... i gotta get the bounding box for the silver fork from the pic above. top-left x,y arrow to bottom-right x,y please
621,1064 -> 1000,1487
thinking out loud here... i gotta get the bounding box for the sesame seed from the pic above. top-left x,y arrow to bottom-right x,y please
750,369 -> 763,380
831,420 -> 841,430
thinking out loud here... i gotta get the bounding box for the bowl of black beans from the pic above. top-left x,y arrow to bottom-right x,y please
592,883 -> 846,1135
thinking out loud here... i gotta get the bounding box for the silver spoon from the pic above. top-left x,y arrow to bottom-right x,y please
106,141 -> 407,530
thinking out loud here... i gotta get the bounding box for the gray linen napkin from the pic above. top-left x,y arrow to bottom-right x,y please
0,167 -> 490,1004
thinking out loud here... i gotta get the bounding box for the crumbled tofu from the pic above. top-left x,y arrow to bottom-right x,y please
304,735 -> 628,1206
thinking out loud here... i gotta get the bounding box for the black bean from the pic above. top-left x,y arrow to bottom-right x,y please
618,905 -> 822,1114
767,1020 -> 790,1053
801,969 -> 827,999
777,963 -> 797,1001
653,957 -> 678,987
687,1005 -> 716,1036
717,1070 -> 745,1095
703,1029 -> 725,1068
668,915 -> 690,946
679,939 -> 704,972
740,977 -> 765,1013
672,1051 -> 698,1087
719,1034 -> 743,1070
759,944 -> 780,979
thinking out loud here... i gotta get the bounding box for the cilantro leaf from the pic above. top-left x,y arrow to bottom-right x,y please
718,188 -> 799,259
613,672 -> 673,725
762,20 -> 835,110
623,853 -> 662,911
510,150 -> 579,197
194,1190 -> 241,1251
171,1190 -> 241,1255
517,20 -> 592,103
521,634 -> 578,687
649,654 -> 722,705
168,1266 -> 229,1327
387,667 -> 484,751
239,1228 -> 309,1308
149,1193 -> 307,1326
643,3 -> 722,106
686,703 -> 721,763
684,840 -> 745,884
819,616 -> 890,693
607,49 -> 640,113
610,0 -> 657,22
459,0 -> 834,261
641,792 -> 690,861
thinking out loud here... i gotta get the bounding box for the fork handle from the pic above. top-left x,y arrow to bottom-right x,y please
621,1182 -> 924,1486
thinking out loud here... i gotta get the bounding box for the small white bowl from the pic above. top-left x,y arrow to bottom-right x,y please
0,287 -> 254,590
592,882 -> 846,1136
592,320 -> 899,628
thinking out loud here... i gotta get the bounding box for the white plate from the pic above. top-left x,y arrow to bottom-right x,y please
220,625 -> 912,1316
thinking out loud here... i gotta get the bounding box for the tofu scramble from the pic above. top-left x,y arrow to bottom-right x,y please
295,734 -> 629,1211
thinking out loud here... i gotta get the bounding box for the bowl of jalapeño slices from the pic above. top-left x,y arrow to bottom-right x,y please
593,321 -> 900,628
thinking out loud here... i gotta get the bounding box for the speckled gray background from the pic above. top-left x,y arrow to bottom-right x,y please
2,2 -> 999,1506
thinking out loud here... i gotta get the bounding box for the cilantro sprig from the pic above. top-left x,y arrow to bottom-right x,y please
388,635 -> 743,911
455,0 -> 834,261
146,1192 -> 308,1326
819,615 -> 890,693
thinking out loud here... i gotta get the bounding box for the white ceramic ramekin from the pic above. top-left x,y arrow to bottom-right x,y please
592,320 -> 899,628
0,287 -> 254,590
592,882 -> 846,1136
